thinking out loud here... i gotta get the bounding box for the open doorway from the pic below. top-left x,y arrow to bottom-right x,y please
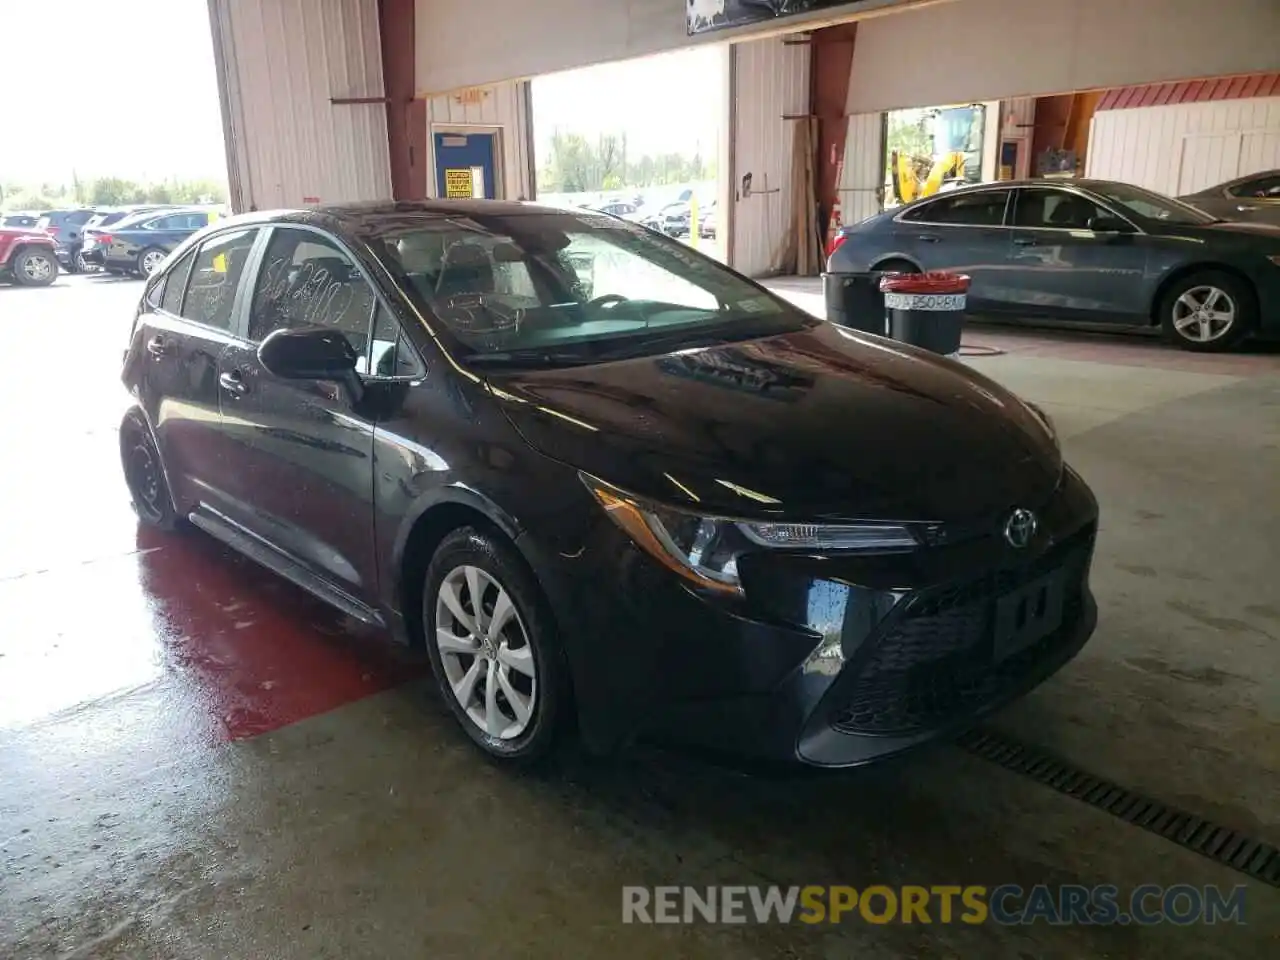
531,47 -> 727,261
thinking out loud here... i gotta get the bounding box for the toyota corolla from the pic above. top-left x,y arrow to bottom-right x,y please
119,200 -> 1098,767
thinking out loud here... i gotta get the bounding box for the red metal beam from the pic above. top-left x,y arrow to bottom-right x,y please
810,22 -> 859,236
378,0 -> 424,200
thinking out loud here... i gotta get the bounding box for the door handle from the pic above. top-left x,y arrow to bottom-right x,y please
1237,204 -> 1258,212
145,336 -> 169,357
916,234 -> 941,243
218,371 -> 248,397
1013,237 -> 1038,246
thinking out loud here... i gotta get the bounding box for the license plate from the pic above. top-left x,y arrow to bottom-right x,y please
993,571 -> 1064,661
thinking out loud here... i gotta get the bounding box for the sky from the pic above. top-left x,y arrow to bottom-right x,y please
1,0 -> 228,185
532,46 -> 726,161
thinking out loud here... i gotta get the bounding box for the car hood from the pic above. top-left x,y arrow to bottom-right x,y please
484,324 -> 1062,523
0,226 -> 52,238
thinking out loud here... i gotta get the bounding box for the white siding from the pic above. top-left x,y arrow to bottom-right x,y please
414,0 -> 919,94
424,81 -> 535,200
847,0 -> 1280,114
209,0 -> 392,211
837,112 -> 884,225
1086,97 -> 1280,195
729,34 -> 810,278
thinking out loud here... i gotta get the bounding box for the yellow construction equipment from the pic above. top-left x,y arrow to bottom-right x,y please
889,104 -> 986,206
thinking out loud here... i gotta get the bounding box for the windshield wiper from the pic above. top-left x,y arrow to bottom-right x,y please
465,349 -> 595,368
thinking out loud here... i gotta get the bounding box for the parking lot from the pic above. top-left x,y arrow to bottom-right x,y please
2,273 -> 1279,958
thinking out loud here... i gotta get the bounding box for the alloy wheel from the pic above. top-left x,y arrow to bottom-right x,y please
21,254 -> 54,282
1171,285 -> 1236,343
141,250 -> 166,276
434,564 -> 537,740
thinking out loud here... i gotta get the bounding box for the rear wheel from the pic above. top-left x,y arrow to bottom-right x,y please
137,246 -> 167,278
873,258 -> 919,276
1159,270 -> 1255,352
119,410 -> 181,530
12,248 -> 58,286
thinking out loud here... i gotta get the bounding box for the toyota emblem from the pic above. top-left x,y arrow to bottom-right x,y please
1004,508 -> 1037,549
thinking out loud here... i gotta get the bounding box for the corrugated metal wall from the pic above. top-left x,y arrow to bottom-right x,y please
730,34 -> 810,278
423,81 -> 535,200
837,113 -> 883,225
1087,97 -> 1280,195
209,0 -> 392,211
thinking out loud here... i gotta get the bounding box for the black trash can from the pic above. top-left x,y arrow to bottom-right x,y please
879,272 -> 970,356
823,271 -> 887,336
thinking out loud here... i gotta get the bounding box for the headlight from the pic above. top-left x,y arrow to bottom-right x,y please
582,474 -> 917,595
1268,254 -> 1280,267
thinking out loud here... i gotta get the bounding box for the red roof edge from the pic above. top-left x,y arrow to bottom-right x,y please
1095,73 -> 1280,110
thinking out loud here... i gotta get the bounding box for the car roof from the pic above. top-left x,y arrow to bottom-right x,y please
210,199 -> 603,239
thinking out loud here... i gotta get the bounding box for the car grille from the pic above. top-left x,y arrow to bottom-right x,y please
829,527 -> 1094,737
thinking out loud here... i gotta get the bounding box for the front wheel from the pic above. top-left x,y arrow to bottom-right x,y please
11,248 -> 58,286
423,527 -> 568,767
1159,270 -> 1255,352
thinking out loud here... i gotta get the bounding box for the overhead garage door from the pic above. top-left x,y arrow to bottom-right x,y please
846,0 -> 1280,114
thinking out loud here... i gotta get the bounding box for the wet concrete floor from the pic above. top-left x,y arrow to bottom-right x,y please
1,274 -> 1278,957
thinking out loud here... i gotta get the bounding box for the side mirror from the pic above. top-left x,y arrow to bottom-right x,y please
258,326 -> 358,381
1087,215 -> 1132,234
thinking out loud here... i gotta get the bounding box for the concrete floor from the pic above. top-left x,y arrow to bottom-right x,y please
2,273 -> 1278,958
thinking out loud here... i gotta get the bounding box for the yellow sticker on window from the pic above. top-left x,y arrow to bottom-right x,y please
213,253 -> 227,273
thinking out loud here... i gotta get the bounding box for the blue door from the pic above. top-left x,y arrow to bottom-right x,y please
433,132 -> 499,199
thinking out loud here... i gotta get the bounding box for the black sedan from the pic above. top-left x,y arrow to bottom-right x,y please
826,179 -> 1280,351
100,207 -> 215,277
119,201 -> 1097,768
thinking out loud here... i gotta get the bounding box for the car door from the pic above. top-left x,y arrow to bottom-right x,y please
215,225 -> 382,601
1224,173 -> 1280,225
132,228 -> 259,517
1001,186 -> 1149,322
893,188 -> 1012,311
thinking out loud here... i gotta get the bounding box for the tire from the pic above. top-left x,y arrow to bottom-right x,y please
119,409 -> 181,530
423,526 -> 568,767
137,246 -> 167,278
1159,269 -> 1256,352
873,258 -> 919,276
11,247 -> 58,287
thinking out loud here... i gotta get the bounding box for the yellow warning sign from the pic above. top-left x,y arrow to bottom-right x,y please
444,168 -> 473,198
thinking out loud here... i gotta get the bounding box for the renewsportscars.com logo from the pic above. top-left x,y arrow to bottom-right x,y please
622,884 -> 1247,926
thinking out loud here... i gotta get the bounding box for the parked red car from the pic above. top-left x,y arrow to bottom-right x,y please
0,227 -> 59,286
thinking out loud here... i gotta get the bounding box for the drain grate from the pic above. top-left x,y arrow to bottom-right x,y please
959,727 -> 1280,888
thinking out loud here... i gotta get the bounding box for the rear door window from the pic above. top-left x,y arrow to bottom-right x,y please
903,190 -> 1011,226
182,229 -> 259,330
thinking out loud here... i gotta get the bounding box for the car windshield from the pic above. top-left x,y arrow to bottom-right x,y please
371,210 -> 810,366
1091,183 -> 1216,225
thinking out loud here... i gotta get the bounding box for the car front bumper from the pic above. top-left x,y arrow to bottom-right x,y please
526,466 -> 1099,767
